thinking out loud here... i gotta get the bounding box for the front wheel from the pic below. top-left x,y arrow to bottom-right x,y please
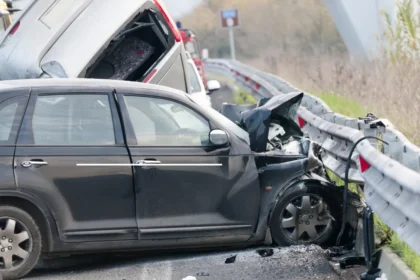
270,183 -> 343,246
0,206 -> 42,280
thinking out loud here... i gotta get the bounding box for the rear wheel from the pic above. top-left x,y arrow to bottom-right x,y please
270,183 -> 341,246
0,206 -> 42,280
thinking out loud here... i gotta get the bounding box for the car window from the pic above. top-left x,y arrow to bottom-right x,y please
0,98 -> 20,143
187,63 -> 203,94
29,95 -> 115,146
125,95 -> 211,146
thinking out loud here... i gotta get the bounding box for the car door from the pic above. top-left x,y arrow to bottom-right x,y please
14,89 -> 137,242
116,90 -> 261,241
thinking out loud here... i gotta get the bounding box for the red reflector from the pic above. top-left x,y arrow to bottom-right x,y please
10,21 -> 20,35
153,0 -> 182,42
245,77 -> 249,81
359,155 -> 371,173
297,116 -> 306,128
255,83 -> 260,89
143,69 -> 157,83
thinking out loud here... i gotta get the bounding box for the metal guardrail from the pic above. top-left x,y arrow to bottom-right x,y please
205,58 -> 420,255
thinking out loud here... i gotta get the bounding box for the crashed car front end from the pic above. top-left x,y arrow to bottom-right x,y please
220,92 -> 325,175
220,92 -> 361,247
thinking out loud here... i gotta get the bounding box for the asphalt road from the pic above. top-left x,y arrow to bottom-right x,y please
27,246 -> 341,280
209,83 -> 235,111
24,83 -> 347,280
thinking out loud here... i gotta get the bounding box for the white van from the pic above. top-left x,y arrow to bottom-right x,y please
0,0 -> 191,93
185,51 -> 220,107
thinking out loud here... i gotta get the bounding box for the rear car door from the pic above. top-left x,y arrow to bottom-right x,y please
117,90 -> 261,241
14,89 -> 137,242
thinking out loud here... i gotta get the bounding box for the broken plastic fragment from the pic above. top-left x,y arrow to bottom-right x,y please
182,276 -> 196,280
225,255 -> 237,264
256,248 -> 274,257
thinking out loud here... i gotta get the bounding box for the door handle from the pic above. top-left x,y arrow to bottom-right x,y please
21,160 -> 48,168
136,160 -> 162,166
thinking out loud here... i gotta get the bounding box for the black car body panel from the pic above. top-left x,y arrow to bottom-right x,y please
115,89 -> 261,240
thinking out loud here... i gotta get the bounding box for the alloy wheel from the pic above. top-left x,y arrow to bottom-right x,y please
0,218 -> 32,270
279,194 -> 333,243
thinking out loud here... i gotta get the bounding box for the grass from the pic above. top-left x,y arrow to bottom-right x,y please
312,92 -> 368,118
314,91 -> 420,277
325,170 -> 359,194
389,233 -> 420,276
205,72 -> 258,105
233,88 -> 258,105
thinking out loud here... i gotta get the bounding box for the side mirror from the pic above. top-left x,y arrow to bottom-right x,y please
209,129 -> 229,146
206,80 -> 221,95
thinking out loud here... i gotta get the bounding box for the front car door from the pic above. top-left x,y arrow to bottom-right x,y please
117,89 -> 261,242
14,88 -> 137,242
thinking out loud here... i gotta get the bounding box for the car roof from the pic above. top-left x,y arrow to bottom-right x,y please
0,78 -> 190,100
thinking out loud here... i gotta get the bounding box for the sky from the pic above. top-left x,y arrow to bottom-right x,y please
163,0 -> 202,19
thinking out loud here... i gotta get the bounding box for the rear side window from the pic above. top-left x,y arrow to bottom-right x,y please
20,95 -> 116,146
0,97 -> 27,145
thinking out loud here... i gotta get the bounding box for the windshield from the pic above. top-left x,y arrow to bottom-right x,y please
186,94 -> 250,145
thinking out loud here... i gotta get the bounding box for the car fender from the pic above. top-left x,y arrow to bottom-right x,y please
268,174 -> 361,239
249,158 -> 308,242
0,189 -> 58,252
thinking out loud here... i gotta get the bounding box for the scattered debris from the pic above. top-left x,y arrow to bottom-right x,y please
182,276 -> 196,280
256,248 -> 274,257
225,255 -> 237,264
196,272 -> 210,276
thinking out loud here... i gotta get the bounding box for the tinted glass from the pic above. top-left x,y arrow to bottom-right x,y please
0,99 -> 19,143
31,95 -> 115,145
125,96 -> 210,146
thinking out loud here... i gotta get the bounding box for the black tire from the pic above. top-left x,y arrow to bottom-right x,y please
270,182 -> 345,247
0,206 -> 42,280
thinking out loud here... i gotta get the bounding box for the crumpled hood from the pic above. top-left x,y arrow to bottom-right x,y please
220,92 -> 304,152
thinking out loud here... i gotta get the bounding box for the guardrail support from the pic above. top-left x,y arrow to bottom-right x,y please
360,206 -> 382,280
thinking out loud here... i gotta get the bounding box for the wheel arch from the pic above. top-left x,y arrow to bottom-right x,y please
0,191 -> 58,253
269,177 -> 339,225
